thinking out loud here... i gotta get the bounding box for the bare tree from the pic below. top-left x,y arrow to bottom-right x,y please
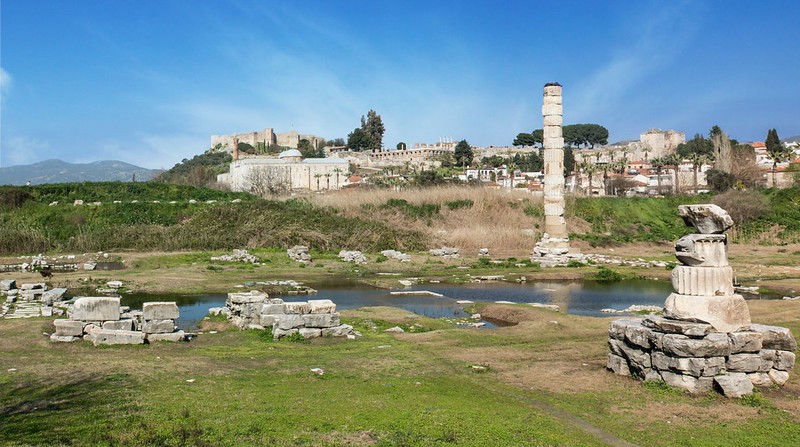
246,167 -> 290,197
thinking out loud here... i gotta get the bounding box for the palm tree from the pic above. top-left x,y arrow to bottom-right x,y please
506,161 -> 517,189
325,173 -> 332,190
666,154 -> 681,194
314,173 -> 322,191
333,168 -> 342,189
650,157 -> 665,195
580,161 -> 598,196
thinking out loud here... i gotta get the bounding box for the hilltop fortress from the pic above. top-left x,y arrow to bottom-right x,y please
211,128 -> 325,153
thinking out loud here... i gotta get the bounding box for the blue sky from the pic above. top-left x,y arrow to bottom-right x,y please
1,0 -> 798,169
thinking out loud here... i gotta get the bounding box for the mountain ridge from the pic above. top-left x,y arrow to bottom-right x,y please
0,159 -> 162,185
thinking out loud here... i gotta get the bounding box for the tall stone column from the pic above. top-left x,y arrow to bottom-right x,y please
535,82 -> 570,256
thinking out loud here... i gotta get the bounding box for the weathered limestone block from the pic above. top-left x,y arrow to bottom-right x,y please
541,104 -> 562,116
726,353 -> 771,373
608,318 -> 642,340
302,313 -> 340,328
20,283 -> 45,290
88,329 -> 146,346
674,234 -> 728,267
72,297 -> 121,321
749,324 -> 797,351
142,302 -> 179,320
321,324 -> 353,337
141,319 -> 176,334
227,291 -> 268,305
728,331 -> 763,353
42,288 -> 67,305
652,352 -> 726,377
543,114 -> 562,126
661,332 -> 731,358
276,314 -> 305,330
50,334 -> 81,343
273,328 -> 299,339
54,319 -> 84,336
660,370 -> 714,394
259,314 -> 280,327
617,341 -> 652,371
670,265 -> 734,296
299,327 -> 322,339
747,372 -> 773,387
284,302 -> 311,315
714,373 -> 753,398
768,369 -> 790,386
678,204 -> 734,234
0,279 -> 16,291
267,298 -> 284,305
663,293 -> 750,333
308,299 -> 336,314
147,330 -> 186,342
239,303 -> 262,318
643,316 -> 712,337
102,319 -> 135,331
624,323 -> 653,349
262,303 -> 285,314
760,350 -> 796,370
607,354 -> 631,376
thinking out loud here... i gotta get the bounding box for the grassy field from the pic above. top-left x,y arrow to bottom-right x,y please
1,301 -> 799,446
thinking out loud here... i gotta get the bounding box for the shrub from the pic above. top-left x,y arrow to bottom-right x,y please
445,199 -> 474,210
594,266 -> 623,282
712,190 -> 769,225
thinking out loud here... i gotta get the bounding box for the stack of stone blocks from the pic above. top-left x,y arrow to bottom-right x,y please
1,279 -> 68,317
607,205 -> 796,397
226,291 -> 353,339
50,297 -> 185,346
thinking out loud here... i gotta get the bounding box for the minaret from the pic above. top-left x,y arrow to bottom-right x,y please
535,82 -> 570,256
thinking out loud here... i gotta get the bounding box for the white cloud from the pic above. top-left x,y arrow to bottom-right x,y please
0,67 -> 11,101
1,136 -> 51,168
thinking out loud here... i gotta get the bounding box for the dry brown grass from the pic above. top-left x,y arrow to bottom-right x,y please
308,186 -> 543,257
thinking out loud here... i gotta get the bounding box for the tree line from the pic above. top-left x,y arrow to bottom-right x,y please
513,124 -> 608,148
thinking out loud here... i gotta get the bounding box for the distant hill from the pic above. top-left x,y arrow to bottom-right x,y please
0,159 -> 162,185
783,135 -> 800,143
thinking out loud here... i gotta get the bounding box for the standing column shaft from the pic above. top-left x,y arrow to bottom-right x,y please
542,83 -> 569,243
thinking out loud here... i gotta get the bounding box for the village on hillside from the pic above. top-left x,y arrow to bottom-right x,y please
211,124 -> 800,196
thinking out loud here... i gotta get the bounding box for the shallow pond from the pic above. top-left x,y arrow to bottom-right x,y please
119,279 -> 679,330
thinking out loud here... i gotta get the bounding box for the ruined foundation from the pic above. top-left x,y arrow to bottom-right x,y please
608,205 -> 796,397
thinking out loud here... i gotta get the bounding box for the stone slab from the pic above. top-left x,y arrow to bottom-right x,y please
72,297 -> 121,321
643,316 -> 713,337
608,318 -> 643,341
276,314 -> 304,330
726,353 -> 771,373
227,291 -> 267,305
142,319 -> 176,334
299,327 -> 322,339
0,279 -> 16,291
714,372 -> 753,398
308,299 -> 336,314
661,332 -> 732,358
301,313 -> 340,328
49,334 -> 81,343
607,353 -> 631,376
321,324 -> 353,337
42,288 -> 68,305
663,293 -> 751,333
88,329 -> 146,346
660,370 -> 714,394
283,302 -> 311,315
749,324 -> 797,351
54,319 -> 84,336
678,204 -> 734,234
728,331 -> 763,353
102,319 -> 135,331
147,330 -> 186,342
142,302 -> 179,320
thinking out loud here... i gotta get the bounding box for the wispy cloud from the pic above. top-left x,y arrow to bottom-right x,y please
0,67 -> 11,101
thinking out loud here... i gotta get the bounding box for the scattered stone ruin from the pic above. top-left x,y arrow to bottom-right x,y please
51,297 -> 186,346
338,250 -> 367,264
607,205 -> 796,397
287,245 -> 312,263
225,291 -> 355,340
2,280 -> 67,318
381,250 -> 411,262
429,247 -> 459,259
210,249 -> 260,263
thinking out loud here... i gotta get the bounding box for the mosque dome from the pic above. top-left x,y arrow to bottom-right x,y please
278,149 -> 303,159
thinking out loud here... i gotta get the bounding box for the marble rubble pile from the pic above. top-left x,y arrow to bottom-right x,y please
210,249 -> 260,263
225,291 -> 354,340
50,297 -> 186,346
381,250 -> 411,262
1,279 -> 67,318
338,250 -> 367,264
287,245 -> 312,263
429,247 -> 459,259
607,205 -> 796,397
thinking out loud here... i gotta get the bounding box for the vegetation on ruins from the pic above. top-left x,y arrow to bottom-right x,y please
766,128 -> 791,185
453,140 -> 474,167
347,109 -> 385,151
514,124 -> 608,149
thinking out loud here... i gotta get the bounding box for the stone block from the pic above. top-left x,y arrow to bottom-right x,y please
726,353 -> 770,373
301,313 -> 340,328
284,302 -> 311,315
42,288 -> 68,305
608,318 -> 643,341
651,352 -> 725,377
147,331 -> 185,342
299,327 -> 322,339
728,331 -> 763,353
607,354 -> 631,376
714,373 -> 753,398
88,329 -> 146,346
103,319 -> 135,331
747,372 -> 773,387
72,297 -> 121,321
763,350 -> 796,371
321,324 -> 353,337
661,370 -> 714,394
142,302 -> 179,320
141,319 -> 176,334
41,306 -> 53,317
262,303 -> 285,314
20,283 -> 45,290
768,369 -> 790,386
749,324 -> 797,351
227,291 -> 267,305
308,299 -> 336,314
617,340 -> 651,371
259,314 -> 280,327
240,303 -> 262,318
50,334 -> 81,343
267,298 -> 284,304
678,204 -> 733,234
276,314 -> 304,330
273,328 -> 298,339
54,319 -> 84,336
663,293 -> 751,333
670,265 -> 734,296
624,323 -> 653,349
0,279 -> 16,291
643,316 -> 712,337
661,332 -> 731,358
